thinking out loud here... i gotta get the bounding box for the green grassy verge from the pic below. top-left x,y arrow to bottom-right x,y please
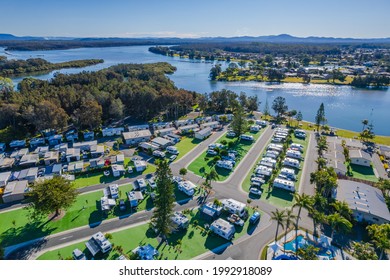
171,136 -> 202,161
241,133 -> 309,208
37,208 -> 259,260
188,130 -> 262,181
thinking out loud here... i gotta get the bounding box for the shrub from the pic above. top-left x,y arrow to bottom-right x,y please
384,163 -> 389,169
220,140 -> 227,145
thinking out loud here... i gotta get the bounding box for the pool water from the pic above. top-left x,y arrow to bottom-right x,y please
283,235 -> 334,259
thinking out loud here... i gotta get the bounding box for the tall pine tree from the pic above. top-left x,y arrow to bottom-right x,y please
231,105 -> 248,137
315,103 -> 326,132
151,160 -> 175,239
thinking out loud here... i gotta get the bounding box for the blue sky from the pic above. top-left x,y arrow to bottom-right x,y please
1,0 -> 389,38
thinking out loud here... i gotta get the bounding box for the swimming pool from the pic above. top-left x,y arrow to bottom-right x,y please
283,235 -> 334,259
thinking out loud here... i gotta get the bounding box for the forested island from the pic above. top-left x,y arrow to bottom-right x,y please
0,57 -> 104,76
149,43 -> 390,88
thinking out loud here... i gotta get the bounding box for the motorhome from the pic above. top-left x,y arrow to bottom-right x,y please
216,160 -> 233,170
166,146 -> 179,155
240,134 -> 254,141
222,198 -> 247,218
280,168 -> 297,180
282,157 -> 300,168
255,165 -> 273,177
210,218 -> 235,240
273,178 -> 295,192
286,149 -> 302,160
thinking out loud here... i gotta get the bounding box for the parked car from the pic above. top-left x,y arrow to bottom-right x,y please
169,155 -> 177,162
249,212 -> 261,224
72,249 -> 87,260
119,199 -> 126,211
207,149 -> 218,156
249,187 -> 262,196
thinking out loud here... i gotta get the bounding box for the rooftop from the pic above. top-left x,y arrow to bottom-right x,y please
123,129 -> 152,140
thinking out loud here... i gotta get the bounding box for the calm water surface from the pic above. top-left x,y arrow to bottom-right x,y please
2,46 -> 389,135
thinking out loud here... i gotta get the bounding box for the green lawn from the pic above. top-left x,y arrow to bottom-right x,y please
73,162 -> 156,188
170,136 -> 202,161
37,208 -> 259,260
0,183 -> 154,247
188,130 -> 262,181
348,164 -> 379,182
241,133 -> 309,208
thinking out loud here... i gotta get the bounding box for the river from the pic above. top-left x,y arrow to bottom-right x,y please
2,45 -> 389,135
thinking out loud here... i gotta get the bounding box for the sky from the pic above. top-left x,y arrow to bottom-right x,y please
1,0 -> 389,38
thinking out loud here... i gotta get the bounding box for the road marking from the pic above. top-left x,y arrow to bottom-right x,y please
59,236 -> 73,240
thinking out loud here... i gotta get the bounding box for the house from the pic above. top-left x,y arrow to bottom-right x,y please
177,180 -> 196,196
0,143 -> 6,153
0,171 -> 12,187
44,151 -> 59,165
210,218 -> 235,240
133,160 -> 147,172
104,184 -> 119,199
323,150 -> 345,163
115,154 -> 125,165
200,121 -> 219,130
53,143 -> 68,152
29,138 -> 45,149
128,124 -> 150,132
195,127 -> 212,140
19,154 -> 39,167
66,148 -> 81,162
89,158 -> 105,169
83,131 -> 95,141
10,148 -> 28,160
221,199 -> 247,218
17,167 -> 38,183
328,160 -> 348,176
152,122 -> 172,130
215,114 -> 233,122
2,180 -> 29,203
90,145 -> 104,158
127,191 -> 144,207
122,130 -> 152,145
100,196 -> 116,212
135,178 -> 148,192
174,119 -> 189,127
133,244 -> 159,260
274,177 -> 295,192
171,212 -> 189,231
102,127 -> 124,137
34,146 -> 49,157
178,124 -> 198,134
65,129 -> 78,142
51,163 -> 62,175
73,140 -> 98,152
349,149 -> 372,167
201,202 -> 223,220
48,135 -> 62,146
0,157 -> 15,170
164,134 -> 181,143
335,180 -> 390,224
85,232 -> 112,256
151,137 -> 172,149
138,142 -> 160,152
41,129 -> 56,139
68,161 -> 83,173
155,127 -> 176,137
9,140 -> 26,149
111,164 -> 125,177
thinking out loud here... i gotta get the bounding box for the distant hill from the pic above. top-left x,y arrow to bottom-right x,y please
1,33 -> 389,51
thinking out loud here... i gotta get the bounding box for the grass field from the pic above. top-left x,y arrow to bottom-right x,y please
188,130 -> 262,181
0,183 -> 155,247
347,163 -> 379,182
37,208 -> 260,260
73,163 -> 156,188
241,133 -> 309,208
171,136 -> 202,161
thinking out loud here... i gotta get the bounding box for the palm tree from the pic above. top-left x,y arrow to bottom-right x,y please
309,208 -> 326,236
270,209 -> 286,249
366,224 -> 390,260
283,208 -> 296,253
327,213 -> 352,239
316,136 -> 328,156
293,193 -> 313,255
315,157 -> 327,170
361,119 -> 369,131
203,168 -> 219,199
331,200 -> 352,221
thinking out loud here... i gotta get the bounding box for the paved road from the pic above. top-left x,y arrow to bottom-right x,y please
372,153 -> 388,179
299,131 -> 317,196
5,125 -> 315,260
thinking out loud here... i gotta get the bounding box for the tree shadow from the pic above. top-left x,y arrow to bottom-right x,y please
88,201 -> 103,227
0,221 -> 56,248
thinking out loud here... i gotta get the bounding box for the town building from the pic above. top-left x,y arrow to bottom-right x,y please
349,149 -> 372,167
2,180 -> 29,203
122,130 -> 152,145
195,127 -> 212,140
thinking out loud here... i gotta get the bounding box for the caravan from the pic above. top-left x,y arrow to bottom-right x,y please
282,157 -> 300,168
240,134 -> 254,141
255,165 -> 273,177
273,178 -> 295,192
286,149 -> 302,160
222,199 -> 247,218
216,160 -> 233,170
280,168 -> 297,180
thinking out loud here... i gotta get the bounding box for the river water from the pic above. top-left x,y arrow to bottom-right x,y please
2,45 -> 389,135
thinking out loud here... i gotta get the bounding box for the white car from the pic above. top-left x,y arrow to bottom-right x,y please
227,131 -> 236,137
249,187 -> 262,196
207,149 -> 218,156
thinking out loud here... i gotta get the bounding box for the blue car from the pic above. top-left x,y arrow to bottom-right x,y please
249,212 -> 261,224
